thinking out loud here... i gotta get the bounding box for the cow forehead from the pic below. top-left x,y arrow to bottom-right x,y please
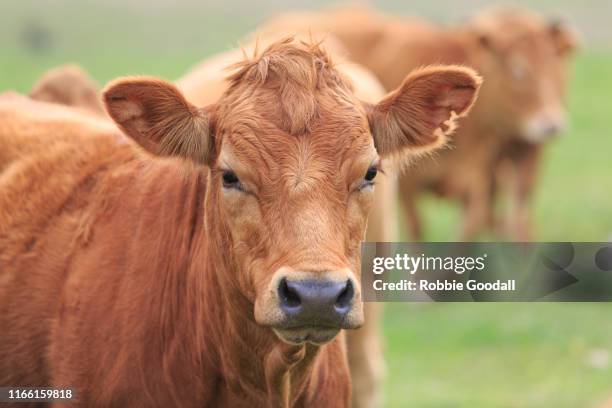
220,114 -> 375,177
471,8 -> 547,35
503,37 -> 566,80
218,74 -> 365,133
470,9 -> 557,53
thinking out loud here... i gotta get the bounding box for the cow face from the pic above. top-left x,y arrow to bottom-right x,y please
103,40 -> 480,345
470,10 -> 578,143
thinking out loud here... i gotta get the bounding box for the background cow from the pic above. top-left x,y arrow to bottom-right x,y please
0,38 -> 480,406
253,8 -> 578,405
28,64 -> 106,117
261,6 -> 578,240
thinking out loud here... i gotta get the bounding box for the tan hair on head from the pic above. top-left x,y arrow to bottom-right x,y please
224,36 -> 353,135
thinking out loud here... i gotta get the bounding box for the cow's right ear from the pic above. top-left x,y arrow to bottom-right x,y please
103,77 -> 213,165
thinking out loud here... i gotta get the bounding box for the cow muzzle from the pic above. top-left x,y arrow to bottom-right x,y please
521,110 -> 567,143
255,268 -> 364,345
278,278 -> 354,326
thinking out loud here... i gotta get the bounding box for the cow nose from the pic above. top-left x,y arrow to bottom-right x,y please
277,278 -> 354,326
543,121 -> 564,137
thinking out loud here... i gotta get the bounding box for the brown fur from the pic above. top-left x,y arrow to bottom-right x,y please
29,64 -> 106,117
261,6 -> 577,240
0,39 -> 479,407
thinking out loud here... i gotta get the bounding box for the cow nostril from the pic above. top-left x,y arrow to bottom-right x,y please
278,278 -> 301,308
334,280 -> 354,313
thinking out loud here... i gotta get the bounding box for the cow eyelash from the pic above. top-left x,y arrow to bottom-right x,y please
221,170 -> 244,191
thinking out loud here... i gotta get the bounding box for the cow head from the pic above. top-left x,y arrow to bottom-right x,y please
103,38 -> 480,345
29,64 -> 106,116
467,8 -> 579,143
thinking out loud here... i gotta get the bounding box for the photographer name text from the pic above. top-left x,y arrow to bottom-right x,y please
373,279 -> 516,292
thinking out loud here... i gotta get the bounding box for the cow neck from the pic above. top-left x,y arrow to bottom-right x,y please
451,28 -> 508,136
198,180 -> 323,406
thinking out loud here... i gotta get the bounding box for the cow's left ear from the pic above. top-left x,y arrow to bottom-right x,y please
103,77 -> 213,165
368,65 -> 482,158
549,20 -> 580,56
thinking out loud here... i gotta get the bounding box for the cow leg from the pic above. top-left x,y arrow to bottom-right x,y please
398,179 -> 422,240
506,145 -> 543,240
459,175 -> 491,240
347,302 -> 384,408
488,158 -> 519,237
485,171 -> 499,232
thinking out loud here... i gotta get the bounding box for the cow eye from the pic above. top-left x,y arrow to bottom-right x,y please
359,166 -> 378,190
364,166 -> 378,181
222,170 -> 243,191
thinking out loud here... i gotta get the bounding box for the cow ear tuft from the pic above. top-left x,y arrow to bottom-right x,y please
103,77 -> 214,165
368,65 -> 482,158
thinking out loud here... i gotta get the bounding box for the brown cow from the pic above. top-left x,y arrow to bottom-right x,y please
178,37 -> 396,408
262,6 -> 578,240
29,64 -> 106,116
39,42 -> 394,408
28,47 -> 393,408
0,38 -> 480,406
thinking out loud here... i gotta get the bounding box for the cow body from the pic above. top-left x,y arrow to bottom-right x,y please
0,95 -> 350,407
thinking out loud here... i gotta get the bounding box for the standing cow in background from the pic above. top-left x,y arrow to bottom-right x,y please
257,7 -> 577,406
0,38 -> 481,406
261,6 -> 578,240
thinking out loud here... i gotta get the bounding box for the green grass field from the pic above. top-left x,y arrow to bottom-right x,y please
1,1 -> 611,407
384,303 -> 612,407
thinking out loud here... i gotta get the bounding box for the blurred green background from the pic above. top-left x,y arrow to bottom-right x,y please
1,1 -> 611,407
